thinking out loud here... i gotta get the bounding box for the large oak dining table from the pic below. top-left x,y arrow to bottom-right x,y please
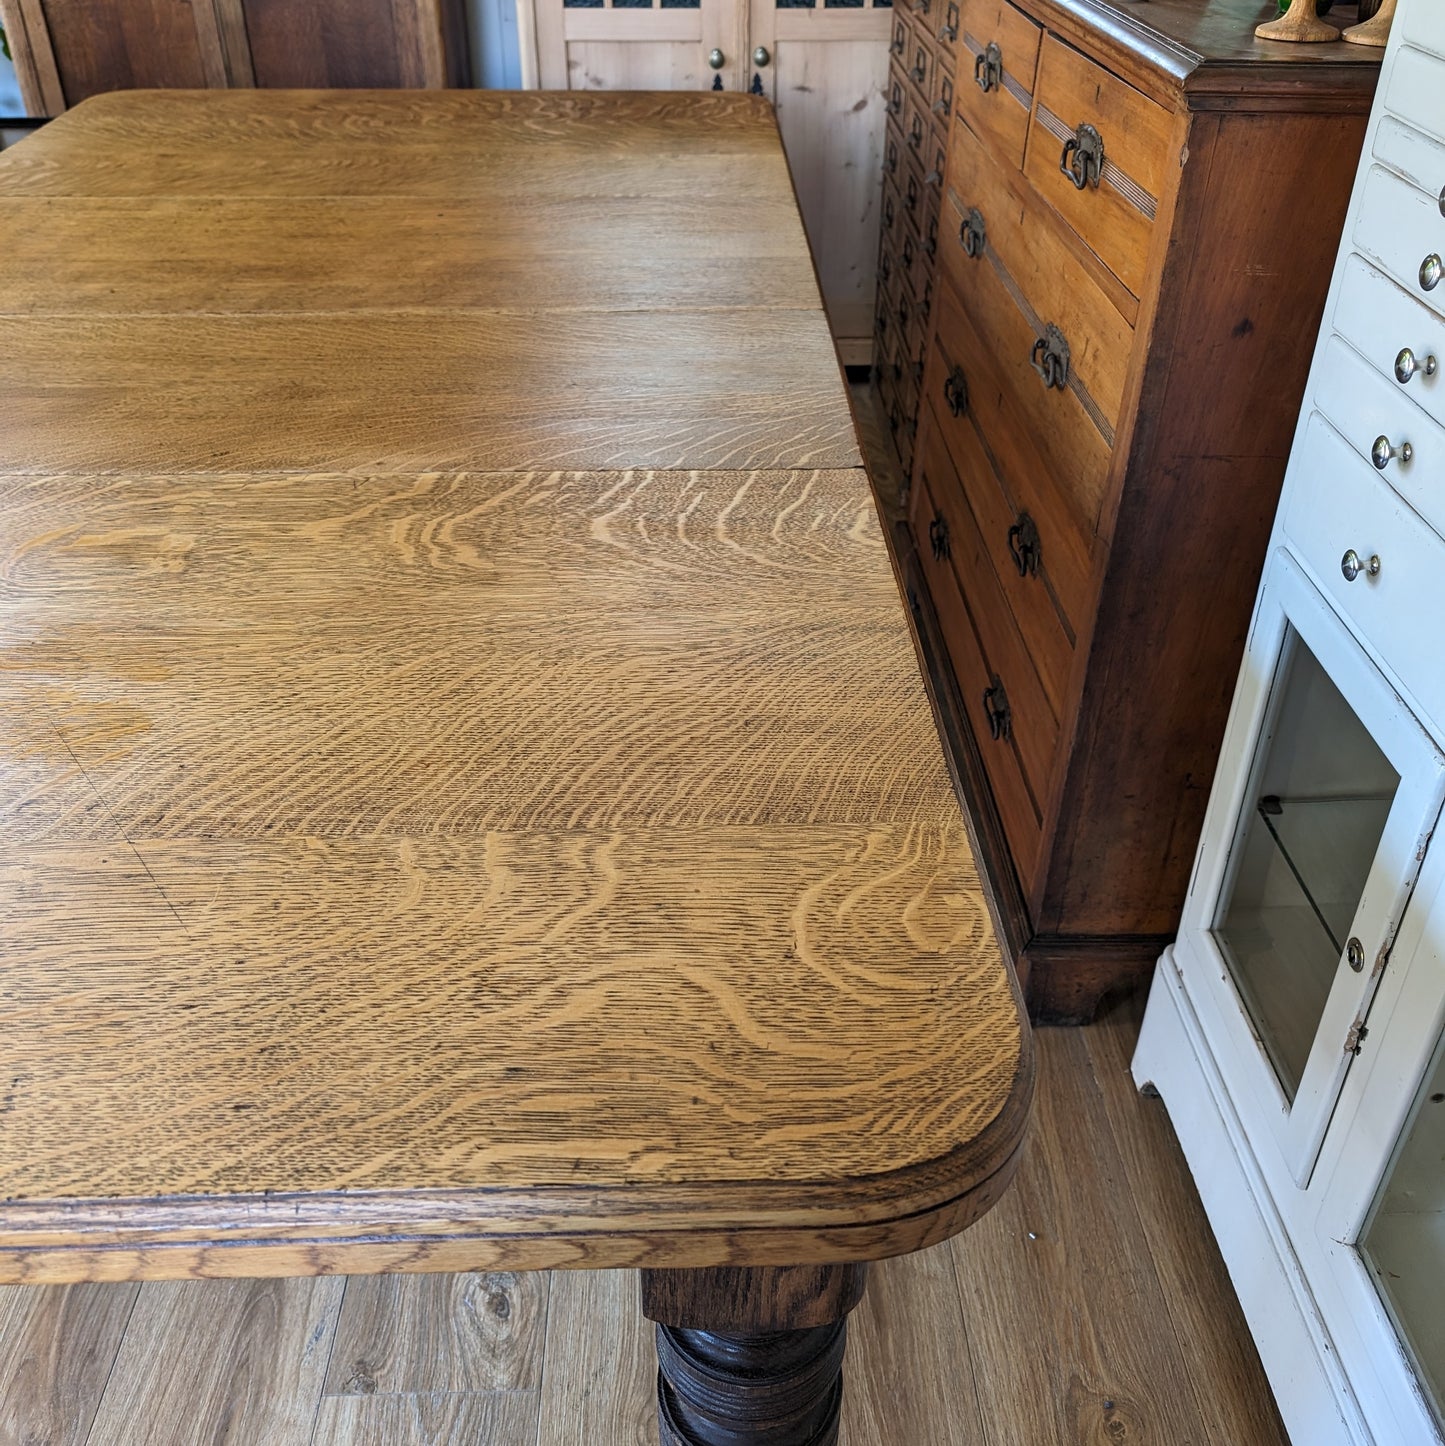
0,89 -> 1032,1446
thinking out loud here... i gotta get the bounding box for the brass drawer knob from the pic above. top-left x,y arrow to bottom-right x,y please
1007,513 -> 1041,578
929,512 -> 950,560
960,206 -> 986,258
1340,549 -> 1381,583
1060,122 -> 1105,191
1371,434 -> 1412,470
982,675 -> 1011,740
1031,323 -> 1071,390
1421,253 -> 1443,292
1395,347 -> 1438,384
974,41 -> 1003,94
944,365 -> 969,417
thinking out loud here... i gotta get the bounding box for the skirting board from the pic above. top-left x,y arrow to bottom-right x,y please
1132,951 -> 1372,1446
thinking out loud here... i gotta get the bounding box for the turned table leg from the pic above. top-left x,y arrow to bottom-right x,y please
640,1263 -> 870,1446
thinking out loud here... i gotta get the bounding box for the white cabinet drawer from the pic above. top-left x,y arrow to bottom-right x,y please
1387,45 -> 1445,146
1332,253 -> 1445,436
1281,413 -> 1445,740
1358,134 -> 1445,324
1314,332 -> 1444,539
1394,6 -> 1444,63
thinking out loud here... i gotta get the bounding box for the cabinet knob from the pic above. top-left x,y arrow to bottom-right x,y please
1340,549 -> 1381,583
1346,937 -> 1366,973
753,46 -> 770,66
708,48 -> 725,69
1421,253 -> 1443,292
1371,434 -> 1412,470
1394,347 -> 1438,384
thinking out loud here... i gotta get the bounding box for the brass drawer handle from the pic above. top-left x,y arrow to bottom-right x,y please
1060,122 -> 1105,191
1395,347 -> 1437,384
929,511 -> 950,560
982,676 -> 1011,740
909,115 -> 924,150
939,5 -> 959,43
891,24 -> 906,55
1372,434 -> 1412,470
960,206 -> 986,258
974,40 -> 1002,94
1007,513 -> 1041,577
1031,323 -> 1071,390
944,365 -> 969,418
889,82 -> 903,116
1340,549 -> 1381,583
911,49 -> 929,86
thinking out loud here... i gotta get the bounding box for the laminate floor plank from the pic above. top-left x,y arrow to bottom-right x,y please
536,1268 -> 656,1446
1086,993 -> 1290,1446
0,1281 -> 138,1446
310,1389 -> 541,1446
840,1246 -> 988,1446
949,1026 -> 1211,1446
84,1276 -> 344,1446
323,1271 -> 548,1398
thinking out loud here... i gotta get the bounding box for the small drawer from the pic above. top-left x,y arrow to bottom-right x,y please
922,320 -> 1078,720
908,272 -> 935,359
900,157 -> 930,234
1388,47 -> 1445,149
890,16 -> 909,64
927,273 -> 1096,648
954,0 -> 1041,171
903,87 -> 930,167
886,72 -> 907,125
1282,413 -> 1445,739
882,121 -> 904,185
1023,34 -> 1173,299
902,0 -> 939,47
906,40 -> 935,110
900,226 -> 929,301
891,264 -> 919,339
1355,150 -> 1445,326
1396,7 -> 1445,60
880,171 -> 903,244
1332,252 -> 1445,438
1314,332 -> 1445,544
930,67 -> 955,131
910,425 -> 1046,882
935,0 -> 961,73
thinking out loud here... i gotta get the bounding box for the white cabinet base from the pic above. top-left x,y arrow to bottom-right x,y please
1133,951 -> 1370,1446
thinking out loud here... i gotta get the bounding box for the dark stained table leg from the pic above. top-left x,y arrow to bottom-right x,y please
640,1264 -> 869,1446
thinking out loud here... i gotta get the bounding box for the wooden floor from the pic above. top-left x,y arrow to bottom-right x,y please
0,393 -> 1285,1446
0,995 -> 1287,1446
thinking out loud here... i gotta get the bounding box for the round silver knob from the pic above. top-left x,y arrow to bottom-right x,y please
753,46 -> 770,66
707,48 -> 725,69
1422,253 -> 1443,292
1395,347 -> 1438,384
1347,936 -> 1366,973
1372,434 -> 1413,469
1341,549 -> 1382,583
1439,182 -> 1445,219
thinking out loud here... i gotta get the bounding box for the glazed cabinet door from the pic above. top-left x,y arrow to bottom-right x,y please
531,0 -> 747,93
1187,553 -> 1445,1188
748,0 -> 891,359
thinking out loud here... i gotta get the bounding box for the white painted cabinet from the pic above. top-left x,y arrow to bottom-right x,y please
1133,2 -> 1445,1441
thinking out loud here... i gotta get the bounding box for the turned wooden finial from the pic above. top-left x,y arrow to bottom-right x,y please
1255,0 -> 1339,42
1344,0 -> 1397,45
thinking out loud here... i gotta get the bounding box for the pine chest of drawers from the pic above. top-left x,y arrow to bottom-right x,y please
892,0 -> 1380,1020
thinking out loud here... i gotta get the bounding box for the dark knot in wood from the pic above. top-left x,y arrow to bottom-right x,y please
654,1321 -> 847,1446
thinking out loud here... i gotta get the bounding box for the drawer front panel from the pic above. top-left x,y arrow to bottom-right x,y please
881,169 -> 903,249
906,38 -> 936,111
1023,34 -> 1172,298
935,0 -> 961,74
938,191 -> 1114,529
891,15 -> 909,66
1332,252 -> 1445,438
1282,413 -> 1445,739
954,0 -> 1041,171
931,65 -> 955,132
926,275 -> 1096,662
923,320 -> 1078,719
1389,46 -> 1445,147
1355,155 -> 1445,326
910,425 -> 1045,880
1314,332 -> 1445,543
903,84 -> 931,168
947,113 -> 1133,430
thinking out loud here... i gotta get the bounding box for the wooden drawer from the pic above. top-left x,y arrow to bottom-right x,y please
935,0 -> 961,74
1282,412 -> 1445,737
902,0 -> 939,50
880,170 -> 903,249
903,86 -> 931,168
900,157 -> 933,239
883,119 -> 906,189
890,15 -> 910,67
1314,332 -> 1445,544
924,281 -> 1094,714
1355,142 -> 1445,328
946,110 -> 1132,431
937,191 -> 1115,531
901,226 -> 930,302
931,66 -> 955,134
887,71 -> 907,127
1023,34 -> 1172,299
906,37 -> 937,111
910,426 -> 1045,881
954,0 -> 1041,171
1331,252 -> 1445,439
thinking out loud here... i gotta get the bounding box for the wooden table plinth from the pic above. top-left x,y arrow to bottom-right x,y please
0,90 -> 1032,1442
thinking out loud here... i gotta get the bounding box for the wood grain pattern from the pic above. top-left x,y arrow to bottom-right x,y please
0,90 -> 1027,1289
0,1282 -> 140,1446
311,1389 -> 541,1446
85,1276 -> 345,1446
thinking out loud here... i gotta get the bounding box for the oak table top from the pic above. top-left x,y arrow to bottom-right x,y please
0,89 -> 1030,1445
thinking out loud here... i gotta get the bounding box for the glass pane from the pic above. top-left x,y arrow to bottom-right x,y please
1361,1034 -> 1445,1430
1213,630 -> 1398,1099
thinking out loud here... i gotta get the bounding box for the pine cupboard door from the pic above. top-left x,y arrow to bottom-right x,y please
530,0 -> 748,95
748,0 -> 891,363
